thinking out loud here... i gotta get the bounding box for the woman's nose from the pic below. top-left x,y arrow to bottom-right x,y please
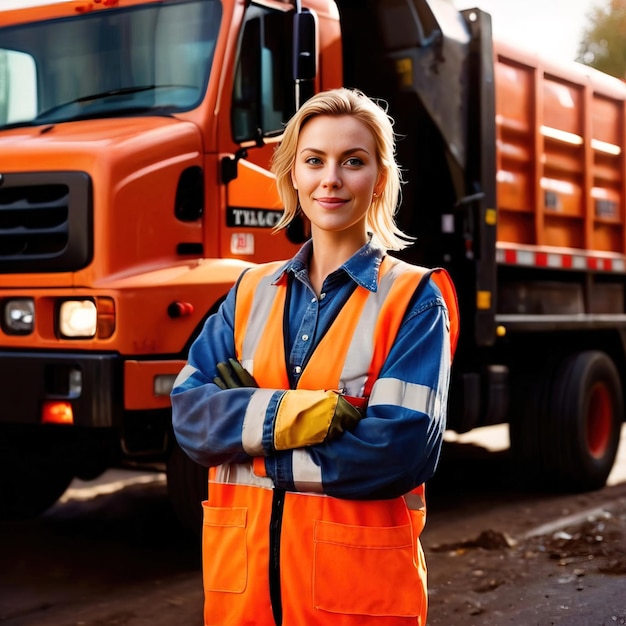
322,164 -> 341,188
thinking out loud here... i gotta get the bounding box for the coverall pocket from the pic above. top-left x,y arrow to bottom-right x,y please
202,504 -> 247,593
312,520 -> 422,617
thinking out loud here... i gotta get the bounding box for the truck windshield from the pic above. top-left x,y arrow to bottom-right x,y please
0,0 -> 222,128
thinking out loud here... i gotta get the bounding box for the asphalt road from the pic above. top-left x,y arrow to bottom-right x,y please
1,424 -> 625,626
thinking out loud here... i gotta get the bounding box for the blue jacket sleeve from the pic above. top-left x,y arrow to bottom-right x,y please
171,283 -> 269,467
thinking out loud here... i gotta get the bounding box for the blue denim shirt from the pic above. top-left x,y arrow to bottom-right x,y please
281,239 -> 382,388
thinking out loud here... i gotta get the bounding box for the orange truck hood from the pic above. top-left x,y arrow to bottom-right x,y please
0,115 -> 204,172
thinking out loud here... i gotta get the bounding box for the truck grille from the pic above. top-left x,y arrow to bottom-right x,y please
0,171 -> 92,273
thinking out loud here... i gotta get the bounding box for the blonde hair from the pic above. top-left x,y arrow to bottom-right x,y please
271,88 -> 413,251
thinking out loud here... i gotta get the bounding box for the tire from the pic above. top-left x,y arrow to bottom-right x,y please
0,456 -> 73,520
510,351 -> 623,492
166,440 -> 208,536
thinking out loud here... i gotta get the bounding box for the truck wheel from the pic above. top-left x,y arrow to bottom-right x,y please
511,351 -> 623,491
166,440 -> 207,536
548,351 -> 622,490
0,457 -> 73,520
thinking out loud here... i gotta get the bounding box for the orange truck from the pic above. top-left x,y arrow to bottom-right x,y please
0,0 -> 624,527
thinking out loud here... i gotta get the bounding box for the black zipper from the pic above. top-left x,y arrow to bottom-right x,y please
269,488 -> 286,625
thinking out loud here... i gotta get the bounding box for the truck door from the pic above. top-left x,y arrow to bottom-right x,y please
222,4 -> 305,263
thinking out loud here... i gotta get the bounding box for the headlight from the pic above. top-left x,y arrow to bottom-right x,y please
3,298 -> 35,334
59,299 -> 97,338
154,374 -> 177,397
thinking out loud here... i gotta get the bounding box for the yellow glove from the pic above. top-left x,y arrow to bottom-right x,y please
273,390 -> 363,450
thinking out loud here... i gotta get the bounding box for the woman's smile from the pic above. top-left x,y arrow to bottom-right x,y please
315,196 -> 348,209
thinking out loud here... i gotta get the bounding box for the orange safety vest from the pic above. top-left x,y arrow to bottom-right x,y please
202,256 -> 458,626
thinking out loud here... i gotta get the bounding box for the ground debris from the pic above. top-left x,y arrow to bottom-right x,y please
431,528 -> 516,553
465,600 -> 485,616
530,515 -> 625,565
511,508 -> 626,583
473,577 -> 505,593
599,557 -> 626,575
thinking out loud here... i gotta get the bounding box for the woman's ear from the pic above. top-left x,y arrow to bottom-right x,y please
374,170 -> 387,197
291,169 -> 298,190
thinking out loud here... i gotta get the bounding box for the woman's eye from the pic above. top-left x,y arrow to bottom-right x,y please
345,157 -> 364,166
305,156 -> 323,165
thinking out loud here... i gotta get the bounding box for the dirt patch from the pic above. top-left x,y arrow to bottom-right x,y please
537,512 -> 626,573
425,493 -> 626,625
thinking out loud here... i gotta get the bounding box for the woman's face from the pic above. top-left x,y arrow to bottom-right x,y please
291,114 -> 385,242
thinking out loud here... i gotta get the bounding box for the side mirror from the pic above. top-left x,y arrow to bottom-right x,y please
293,9 -> 316,108
0,49 -> 37,125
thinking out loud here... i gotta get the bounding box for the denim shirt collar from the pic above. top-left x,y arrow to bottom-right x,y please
273,238 -> 385,293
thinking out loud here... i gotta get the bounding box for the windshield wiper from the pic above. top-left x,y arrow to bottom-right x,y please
35,85 -> 160,120
77,85 -> 160,102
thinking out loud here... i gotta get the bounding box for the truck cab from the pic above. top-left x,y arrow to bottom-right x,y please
0,0 -> 323,521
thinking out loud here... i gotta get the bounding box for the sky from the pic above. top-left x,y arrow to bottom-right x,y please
453,0 -> 606,61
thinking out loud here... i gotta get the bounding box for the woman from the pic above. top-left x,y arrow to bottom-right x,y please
171,87 -> 458,626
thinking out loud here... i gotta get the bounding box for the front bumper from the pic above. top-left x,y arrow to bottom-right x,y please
0,350 -> 121,427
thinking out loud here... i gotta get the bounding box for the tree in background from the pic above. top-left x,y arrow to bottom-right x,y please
577,0 -> 626,78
